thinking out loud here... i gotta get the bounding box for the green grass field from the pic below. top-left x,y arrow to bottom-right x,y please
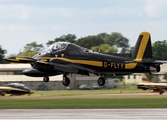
0,90 -> 167,109
1,97 -> 167,109
32,88 -> 150,96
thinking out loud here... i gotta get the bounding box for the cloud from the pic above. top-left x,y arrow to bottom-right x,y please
143,0 -> 167,18
0,4 -> 30,22
0,25 -> 32,32
18,13 -> 29,20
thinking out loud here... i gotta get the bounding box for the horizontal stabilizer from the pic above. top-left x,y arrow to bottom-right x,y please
126,59 -> 163,64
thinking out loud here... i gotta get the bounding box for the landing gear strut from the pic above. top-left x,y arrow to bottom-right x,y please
97,77 -> 105,86
43,76 -> 49,82
62,74 -> 70,86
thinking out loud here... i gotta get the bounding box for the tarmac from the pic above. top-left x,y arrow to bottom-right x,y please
0,109 -> 167,120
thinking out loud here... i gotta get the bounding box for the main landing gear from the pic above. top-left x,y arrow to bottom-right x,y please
62,74 -> 70,86
43,75 -> 104,86
97,77 -> 105,86
43,75 -> 70,86
159,89 -> 164,95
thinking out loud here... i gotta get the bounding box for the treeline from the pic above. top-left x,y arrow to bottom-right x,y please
1,32 -> 167,64
17,32 -> 130,57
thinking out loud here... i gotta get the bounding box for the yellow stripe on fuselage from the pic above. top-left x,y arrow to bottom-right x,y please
125,63 -> 137,69
56,58 -> 103,67
134,32 -> 150,62
56,58 -> 137,69
38,56 -> 138,69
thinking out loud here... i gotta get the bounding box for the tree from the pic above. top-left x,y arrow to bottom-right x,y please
46,34 -> 77,46
97,33 -> 107,40
152,40 -> 167,60
103,32 -> 129,53
18,42 -> 44,57
75,36 -> 104,48
0,45 -> 7,64
91,44 -> 118,53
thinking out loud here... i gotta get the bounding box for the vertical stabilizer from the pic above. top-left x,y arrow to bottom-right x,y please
132,32 -> 153,62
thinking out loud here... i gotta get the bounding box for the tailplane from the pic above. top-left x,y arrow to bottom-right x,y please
132,32 -> 153,62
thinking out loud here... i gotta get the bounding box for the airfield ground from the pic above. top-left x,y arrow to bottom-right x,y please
0,90 -> 167,109
3,91 -> 167,99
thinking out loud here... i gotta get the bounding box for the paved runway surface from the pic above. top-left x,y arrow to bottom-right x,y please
0,109 -> 167,120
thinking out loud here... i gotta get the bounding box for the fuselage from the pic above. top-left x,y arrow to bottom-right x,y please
22,42 -> 160,77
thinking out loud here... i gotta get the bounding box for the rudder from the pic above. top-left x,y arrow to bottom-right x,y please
132,32 -> 153,62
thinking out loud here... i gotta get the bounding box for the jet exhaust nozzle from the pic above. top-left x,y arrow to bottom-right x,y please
149,65 -> 160,73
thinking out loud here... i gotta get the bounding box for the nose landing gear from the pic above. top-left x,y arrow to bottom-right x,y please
43,76 -> 49,82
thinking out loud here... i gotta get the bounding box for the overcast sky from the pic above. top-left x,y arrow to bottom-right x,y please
1,0 -> 167,55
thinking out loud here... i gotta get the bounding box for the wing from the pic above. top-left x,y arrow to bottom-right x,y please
3,56 -> 36,63
49,58 -> 96,75
50,58 -> 132,76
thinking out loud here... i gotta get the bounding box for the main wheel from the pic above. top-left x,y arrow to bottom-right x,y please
62,77 -> 70,86
159,90 -> 164,95
43,76 -> 49,82
97,77 -> 105,86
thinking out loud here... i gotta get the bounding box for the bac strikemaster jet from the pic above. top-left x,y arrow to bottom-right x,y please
137,73 -> 167,95
3,31 -> 163,86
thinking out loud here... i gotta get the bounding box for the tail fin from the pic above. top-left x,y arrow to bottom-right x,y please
132,31 -> 153,62
141,73 -> 152,83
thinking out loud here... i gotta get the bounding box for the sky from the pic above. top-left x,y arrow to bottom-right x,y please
1,0 -> 167,55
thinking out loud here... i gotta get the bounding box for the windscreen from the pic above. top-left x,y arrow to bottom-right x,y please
40,42 -> 69,54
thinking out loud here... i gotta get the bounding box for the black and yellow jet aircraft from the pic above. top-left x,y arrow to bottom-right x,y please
3,31 -> 163,86
0,83 -> 34,96
137,73 -> 167,95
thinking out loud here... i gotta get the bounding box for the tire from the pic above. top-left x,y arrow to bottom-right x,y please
62,77 -> 70,86
159,90 -> 164,95
0,92 -> 5,96
43,76 -> 49,82
97,77 -> 105,86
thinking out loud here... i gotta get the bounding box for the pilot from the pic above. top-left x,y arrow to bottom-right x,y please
61,43 -> 66,49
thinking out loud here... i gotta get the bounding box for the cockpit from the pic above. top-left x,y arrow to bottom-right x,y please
5,83 -> 31,91
40,42 -> 69,54
38,42 -> 96,57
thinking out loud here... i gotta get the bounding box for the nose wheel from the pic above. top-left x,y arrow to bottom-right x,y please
43,76 -> 49,82
97,77 -> 105,86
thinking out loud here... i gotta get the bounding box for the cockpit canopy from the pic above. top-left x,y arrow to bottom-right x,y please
41,42 -> 69,54
5,83 -> 30,91
39,42 -> 96,56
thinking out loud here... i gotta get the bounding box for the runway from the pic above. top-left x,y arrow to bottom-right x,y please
0,109 -> 166,120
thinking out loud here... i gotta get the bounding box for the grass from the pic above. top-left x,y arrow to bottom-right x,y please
0,89 -> 166,109
0,97 -> 167,109
32,89 -> 149,96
